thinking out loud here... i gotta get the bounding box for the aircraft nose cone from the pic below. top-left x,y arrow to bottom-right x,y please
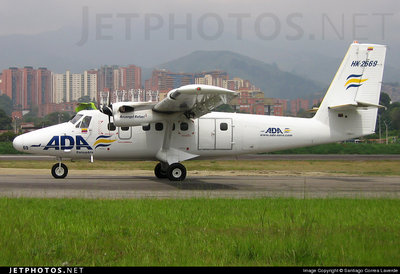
13,135 -> 24,152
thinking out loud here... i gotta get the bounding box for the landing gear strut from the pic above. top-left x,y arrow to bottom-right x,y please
154,162 -> 187,181
51,163 -> 68,179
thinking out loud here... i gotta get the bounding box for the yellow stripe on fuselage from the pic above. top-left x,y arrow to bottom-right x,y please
93,139 -> 116,146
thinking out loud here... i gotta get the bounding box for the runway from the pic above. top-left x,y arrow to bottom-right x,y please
0,170 -> 399,199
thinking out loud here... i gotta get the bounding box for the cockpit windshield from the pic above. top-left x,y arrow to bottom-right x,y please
80,116 -> 92,128
69,114 -> 83,125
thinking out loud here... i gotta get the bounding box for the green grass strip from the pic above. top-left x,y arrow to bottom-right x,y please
0,198 -> 399,266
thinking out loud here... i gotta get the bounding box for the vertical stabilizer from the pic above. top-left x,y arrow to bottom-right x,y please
314,42 -> 386,138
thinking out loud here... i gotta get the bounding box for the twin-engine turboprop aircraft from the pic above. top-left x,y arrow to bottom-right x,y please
13,42 -> 386,181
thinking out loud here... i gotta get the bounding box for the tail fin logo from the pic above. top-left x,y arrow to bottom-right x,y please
345,74 -> 368,90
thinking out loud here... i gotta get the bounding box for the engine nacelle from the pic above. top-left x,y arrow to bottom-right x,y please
111,102 -> 165,127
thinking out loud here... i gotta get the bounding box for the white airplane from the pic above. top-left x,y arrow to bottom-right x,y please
13,42 -> 386,181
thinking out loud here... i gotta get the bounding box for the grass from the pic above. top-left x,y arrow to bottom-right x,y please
1,159 -> 400,176
272,143 -> 400,154
1,158 -> 399,266
0,198 -> 399,266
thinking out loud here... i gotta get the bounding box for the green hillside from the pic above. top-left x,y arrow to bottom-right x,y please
158,50 -> 324,99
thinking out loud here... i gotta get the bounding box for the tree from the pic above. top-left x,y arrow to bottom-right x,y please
296,108 -> 314,118
43,112 -> 72,126
389,106 -> 400,130
78,96 -> 91,103
377,92 -> 400,137
0,94 -> 13,116
0,109 -> 12,130
379,92 -> 391,108
215,104 -> 234,113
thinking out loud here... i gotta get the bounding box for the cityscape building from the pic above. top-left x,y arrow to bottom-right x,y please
0,64 -> 322,119
1,67 -> 51,111
52,70 -> 97,104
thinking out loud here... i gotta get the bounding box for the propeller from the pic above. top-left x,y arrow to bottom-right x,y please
99,91 -> 113,128
101,105 -> 113,116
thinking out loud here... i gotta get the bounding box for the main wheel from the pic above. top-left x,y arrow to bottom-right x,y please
51,163 -> 68,179
167,163 -> 186,181
154,162 -> 168,179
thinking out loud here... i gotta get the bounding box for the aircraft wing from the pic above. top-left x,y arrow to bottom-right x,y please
153,84 -> 237,118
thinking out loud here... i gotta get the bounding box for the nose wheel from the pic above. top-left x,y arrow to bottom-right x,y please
51,163 -> 68,179
154,162 -> 187,181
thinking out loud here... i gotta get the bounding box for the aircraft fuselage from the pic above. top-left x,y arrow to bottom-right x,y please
14,110 -> 340,161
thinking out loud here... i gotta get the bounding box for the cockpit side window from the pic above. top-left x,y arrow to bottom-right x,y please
80,116 -> 92,128
70,114 -> 83,125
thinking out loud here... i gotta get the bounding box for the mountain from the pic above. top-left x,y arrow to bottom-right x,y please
156,50 -> 324,99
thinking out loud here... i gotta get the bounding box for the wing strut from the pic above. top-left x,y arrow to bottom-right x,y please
155,120 -> 199,165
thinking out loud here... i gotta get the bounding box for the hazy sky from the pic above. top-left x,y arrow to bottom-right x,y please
1,0 -> 399,43
1,0 -> 399,75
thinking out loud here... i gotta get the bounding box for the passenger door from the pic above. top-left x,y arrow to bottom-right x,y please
198,118 -> 233,150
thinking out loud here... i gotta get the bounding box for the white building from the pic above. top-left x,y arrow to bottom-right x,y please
52,70 -> 97,103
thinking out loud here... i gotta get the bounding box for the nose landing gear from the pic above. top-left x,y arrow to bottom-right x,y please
51,163 -> 68,179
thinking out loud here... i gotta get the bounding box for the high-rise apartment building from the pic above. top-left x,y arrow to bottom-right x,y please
52,70 -> 98,104
2,67 -> 22,108
84,70 -> 98,101
145,69 -> 195,92
290,98 -> 310,115
146,69 -> 229,92
97,65 -> 119,92
97,64 -> 142,102
119,65 -> 142,90
1,67 -> 52,110
194,70 -> 228,88
36,68 -> 52,105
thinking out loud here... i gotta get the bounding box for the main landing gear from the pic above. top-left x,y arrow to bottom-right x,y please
50,160 -> 187,181
154,162 -> 187,181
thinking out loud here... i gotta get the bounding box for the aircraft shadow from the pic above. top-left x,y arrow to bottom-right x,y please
148,177 -> 238,190
66,175 -> 238,191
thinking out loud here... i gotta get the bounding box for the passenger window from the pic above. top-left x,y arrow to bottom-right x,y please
220,123 -> 228,131
121,127 -> 129,131
142,124 -> 150,131
80,116 -> 92,128
108,123 -> 116,131
155,123 -> 163,131
75,121 -> 81,128
180,122 -> 188,131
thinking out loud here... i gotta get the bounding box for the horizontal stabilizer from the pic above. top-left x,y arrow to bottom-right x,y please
328,101 -> 385,111
307,107 -> 319,113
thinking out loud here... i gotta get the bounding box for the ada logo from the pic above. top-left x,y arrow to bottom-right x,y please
260,127 -> 292,137
345,74 -> 368,90
44,135 -> 92,150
